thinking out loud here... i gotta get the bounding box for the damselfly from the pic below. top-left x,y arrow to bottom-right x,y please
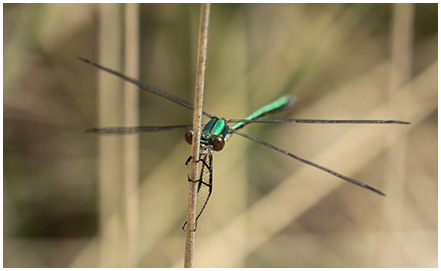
80,57 -> 410,230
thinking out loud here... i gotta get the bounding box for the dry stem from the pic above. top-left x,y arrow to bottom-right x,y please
184,3 -> 211,268
123,3 -> 140,267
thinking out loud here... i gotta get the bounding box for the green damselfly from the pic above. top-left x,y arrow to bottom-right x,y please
80,57 -> 410,229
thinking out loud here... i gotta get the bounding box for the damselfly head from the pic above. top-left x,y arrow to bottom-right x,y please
184,128 -> 225,151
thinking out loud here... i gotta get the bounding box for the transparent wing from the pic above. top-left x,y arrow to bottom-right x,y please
182,151 -> 213,231
86,125 -> 192,134
195,152 -> 213,224
228,119 -> 410,125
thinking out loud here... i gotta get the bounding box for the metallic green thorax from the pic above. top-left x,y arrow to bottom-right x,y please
231,95 -> 294,131
201,117 -> 229,147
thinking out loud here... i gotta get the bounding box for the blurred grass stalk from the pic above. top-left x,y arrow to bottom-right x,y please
97,3 -> 140,267
378,3 -> 413,266
97,3 -> 141,267
123,3 -> 140,268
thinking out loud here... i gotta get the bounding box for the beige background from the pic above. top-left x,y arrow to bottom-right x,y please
3,3 -> 437,267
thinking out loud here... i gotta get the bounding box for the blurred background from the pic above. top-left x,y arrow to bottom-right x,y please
3,3 -> 437,268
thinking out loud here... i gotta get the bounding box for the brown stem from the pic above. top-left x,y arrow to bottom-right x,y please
184,3 -> 211,268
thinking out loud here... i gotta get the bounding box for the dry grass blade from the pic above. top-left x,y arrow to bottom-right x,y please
184,3 -> 211,268
122,3 -> 140,268
97,4 -> 124,268
377,3 -> 413,266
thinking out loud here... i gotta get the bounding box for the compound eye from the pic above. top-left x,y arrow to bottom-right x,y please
212,136 -> 225,151
184,129 -> 193,145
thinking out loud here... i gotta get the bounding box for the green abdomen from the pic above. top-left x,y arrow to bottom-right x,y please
231,95 -> 294,131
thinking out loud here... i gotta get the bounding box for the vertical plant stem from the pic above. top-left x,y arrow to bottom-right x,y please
98,3 -> 124,267
123,3 -> 140,268
377,3 -> 413,265
184,3 -> 211,268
